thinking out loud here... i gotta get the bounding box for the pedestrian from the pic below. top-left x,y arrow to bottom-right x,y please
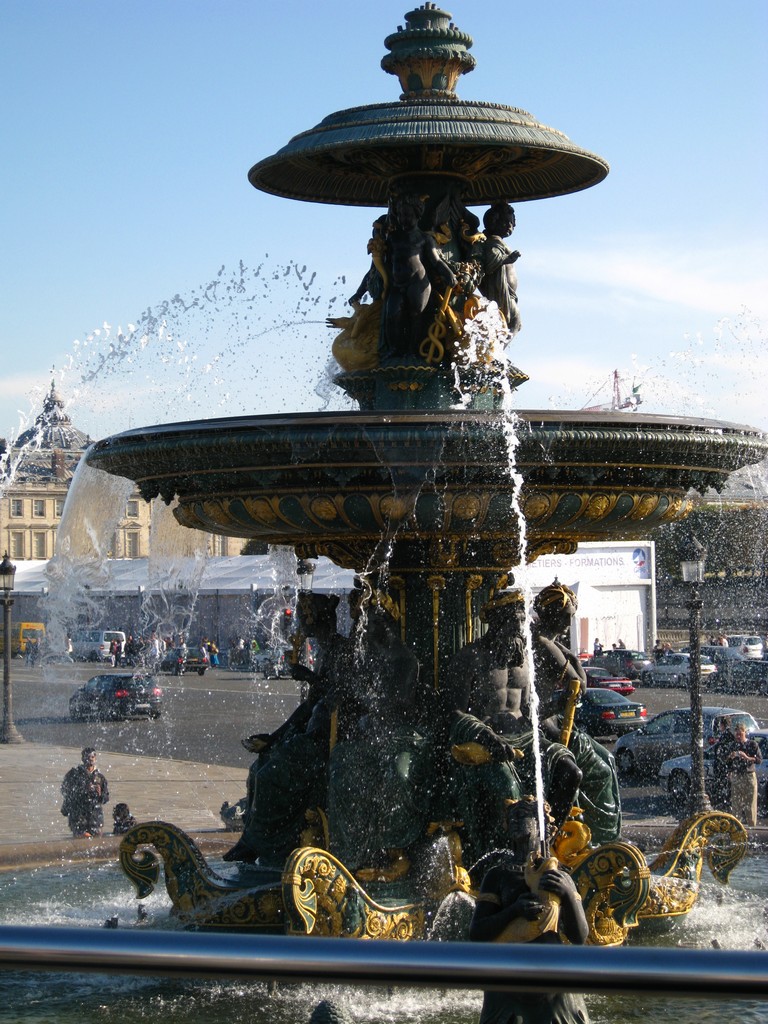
148,631 -> 162,669
593,638 -> 603,657
112,802 -> 137,835
207,640 -> 219,667
617,638 -> 626,649
653,638 -> 664,662
711,716 -> 734,810
725,723 -> 762,826
60,748 -> 110,837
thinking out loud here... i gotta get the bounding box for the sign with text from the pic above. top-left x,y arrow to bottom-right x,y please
522,542 -> 653,587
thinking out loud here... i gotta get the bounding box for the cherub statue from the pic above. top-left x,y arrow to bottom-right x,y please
476,201 -> 522,337
328,217 -> 387,372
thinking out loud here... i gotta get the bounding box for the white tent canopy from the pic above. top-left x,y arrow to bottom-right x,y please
13,556 -> 357,596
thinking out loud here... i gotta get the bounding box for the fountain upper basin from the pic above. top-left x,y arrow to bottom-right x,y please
85,409 -> 768,570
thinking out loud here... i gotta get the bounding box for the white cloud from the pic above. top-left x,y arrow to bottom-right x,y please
528,238 -> 768,318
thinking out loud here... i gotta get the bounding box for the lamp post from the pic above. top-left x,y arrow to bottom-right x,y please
297,559 -> 316,593
681,545 -> 710,815
0,553 -> 23,744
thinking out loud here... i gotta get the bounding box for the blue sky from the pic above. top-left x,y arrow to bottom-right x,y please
1,0 -> 766,440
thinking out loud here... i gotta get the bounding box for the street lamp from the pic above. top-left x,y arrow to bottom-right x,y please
681,542 -> 710,815
0,552 -> 23,744
297,559 -> 316,593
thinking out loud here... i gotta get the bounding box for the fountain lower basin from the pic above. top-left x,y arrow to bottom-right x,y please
2,854 -> 768,1024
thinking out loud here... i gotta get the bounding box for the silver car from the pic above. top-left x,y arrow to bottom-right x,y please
726,635 -> 765,660
640,651 -> 717,688
658,728 -> 768,807
613,705 -> 759,778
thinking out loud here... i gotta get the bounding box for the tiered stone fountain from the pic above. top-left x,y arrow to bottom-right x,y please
86,5 -> 766,943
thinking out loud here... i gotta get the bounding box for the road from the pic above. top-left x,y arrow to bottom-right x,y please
9,662 -> 303,770
9,662 -> 768,818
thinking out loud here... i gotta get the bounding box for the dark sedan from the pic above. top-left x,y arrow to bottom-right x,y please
69,674 -> 163,721
573,688 -> 647,738
159,647 -> 208,676
589,649 -> 653,680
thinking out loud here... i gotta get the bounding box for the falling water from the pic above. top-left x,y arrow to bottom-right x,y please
44,457 -> 136,657
50,258 -> 356,441
42,458 -> 211,664
462,300 -> 549,845
141,497 -> 210,648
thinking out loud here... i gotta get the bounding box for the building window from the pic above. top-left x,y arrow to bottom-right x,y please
54,498 -> 65,517
32,499 -> 45,518
126,499 -> 140,518
10,533 -> 24,559
126,533 -> 140,558
32,532 -> 46,559
10,499 -> 23,518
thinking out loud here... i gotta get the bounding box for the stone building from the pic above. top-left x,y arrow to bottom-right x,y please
0,384 -> 243,561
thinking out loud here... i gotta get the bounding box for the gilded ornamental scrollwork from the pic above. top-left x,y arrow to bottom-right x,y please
282,847 -> 424,940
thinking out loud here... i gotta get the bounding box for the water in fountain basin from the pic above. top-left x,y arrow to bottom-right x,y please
1,855 -> 768,1023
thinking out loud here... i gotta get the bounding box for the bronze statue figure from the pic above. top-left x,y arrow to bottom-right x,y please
476,201 -> 522,337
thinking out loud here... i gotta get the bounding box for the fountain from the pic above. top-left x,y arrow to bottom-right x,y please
83,5 -> 766,944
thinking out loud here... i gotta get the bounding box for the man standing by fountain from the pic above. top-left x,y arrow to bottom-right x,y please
60,747 -> 110,838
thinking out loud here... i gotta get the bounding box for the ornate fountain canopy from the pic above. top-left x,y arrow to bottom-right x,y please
248,5 -> 609,207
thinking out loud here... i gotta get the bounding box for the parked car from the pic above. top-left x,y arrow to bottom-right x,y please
159,647 -> 208,676
571,688 -> 647,738
589,649 -> 653,680
639,651 -> 717,688
658,728 -> 768,807
584,666 -> 635,696
700,646 -> 768,695
725,635 -> 765,660
70,629 -> 127,663
613,705 -> 760,778
69,673 -> 163,721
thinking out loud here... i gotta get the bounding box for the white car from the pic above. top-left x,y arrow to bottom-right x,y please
726,635 -> 764,660
640,651 -> 717,688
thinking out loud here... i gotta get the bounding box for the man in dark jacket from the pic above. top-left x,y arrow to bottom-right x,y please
61,748 -> 110,837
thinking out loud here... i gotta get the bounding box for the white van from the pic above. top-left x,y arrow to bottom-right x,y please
70,629 -> 127,663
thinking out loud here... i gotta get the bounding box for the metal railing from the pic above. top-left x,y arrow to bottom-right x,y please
1,927 -> 767,999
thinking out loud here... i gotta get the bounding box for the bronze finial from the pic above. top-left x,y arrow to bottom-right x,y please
381,4 -> 475,99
